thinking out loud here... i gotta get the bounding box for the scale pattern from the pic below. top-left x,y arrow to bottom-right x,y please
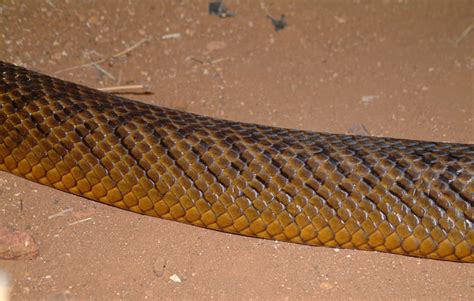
0,61 -> 472,262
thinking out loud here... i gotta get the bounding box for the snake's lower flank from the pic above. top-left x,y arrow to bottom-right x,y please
0,61 -> 472,262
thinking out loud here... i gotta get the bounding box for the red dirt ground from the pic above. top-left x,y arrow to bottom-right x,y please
0,0 -> 473,300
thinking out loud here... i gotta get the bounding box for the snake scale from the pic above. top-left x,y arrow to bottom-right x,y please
0,61 -> 472,262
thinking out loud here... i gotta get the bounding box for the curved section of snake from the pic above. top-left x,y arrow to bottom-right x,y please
0,61 -> 472,262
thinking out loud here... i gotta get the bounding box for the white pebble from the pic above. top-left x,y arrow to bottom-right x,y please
169,274 -> 181,283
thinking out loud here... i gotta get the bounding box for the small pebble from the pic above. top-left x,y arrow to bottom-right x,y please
361,95 -> 378,105
0,225 -> 39,260
169,274 -> 181,283
153,257 -> 167,277
319,282 -> 333,290
206,41 -> 227,51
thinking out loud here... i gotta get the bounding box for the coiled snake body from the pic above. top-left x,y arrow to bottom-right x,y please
0,61 -> 472,262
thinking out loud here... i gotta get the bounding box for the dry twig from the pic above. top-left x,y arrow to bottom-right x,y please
455,23 -> 474,44
98,84 -> 151,95
54,37 -> 151,74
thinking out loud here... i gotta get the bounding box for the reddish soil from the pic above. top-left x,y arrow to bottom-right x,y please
0,0 -> 473,300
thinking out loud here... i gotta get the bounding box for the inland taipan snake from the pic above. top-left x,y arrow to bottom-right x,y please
0,61 -> 472,262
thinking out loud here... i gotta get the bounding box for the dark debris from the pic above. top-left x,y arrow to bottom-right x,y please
209,0 -> 236,18
267,14 -> 287,32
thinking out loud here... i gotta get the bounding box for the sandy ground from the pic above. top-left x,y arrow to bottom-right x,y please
0,0 -> 473,300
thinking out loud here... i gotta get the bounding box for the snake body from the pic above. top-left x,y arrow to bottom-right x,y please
0,61 -> 472,262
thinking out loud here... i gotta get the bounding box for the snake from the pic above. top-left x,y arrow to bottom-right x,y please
0,60 -> 472,262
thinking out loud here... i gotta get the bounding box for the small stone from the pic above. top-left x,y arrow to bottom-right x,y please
48,290 -> 72,301
348,123 -> 370,136
153,257 -> 167,277
361,95 -> 378,105
169,274 -> 181,283
0,225 -> 39,260
319,282 -> 333,290
334,16 -> 346,23
51,52 -> 62,61
87,15 -> 99,25
206,41 -> 227,52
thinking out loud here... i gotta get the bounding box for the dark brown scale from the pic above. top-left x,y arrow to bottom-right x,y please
0,61 -> 472,262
